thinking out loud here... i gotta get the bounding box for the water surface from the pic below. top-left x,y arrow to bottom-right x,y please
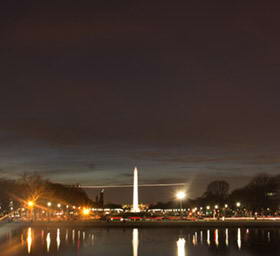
2,226 -> 280,255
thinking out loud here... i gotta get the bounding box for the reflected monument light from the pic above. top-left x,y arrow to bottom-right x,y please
132,229 -> 139,256
177,238 -> 186,256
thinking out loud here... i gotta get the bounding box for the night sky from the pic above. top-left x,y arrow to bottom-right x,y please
1,0 -> 280,203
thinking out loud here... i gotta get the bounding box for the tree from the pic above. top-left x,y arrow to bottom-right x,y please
205,180 -> 230,202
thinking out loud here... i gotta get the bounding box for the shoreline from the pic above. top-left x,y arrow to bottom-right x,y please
29,220 -> 280,228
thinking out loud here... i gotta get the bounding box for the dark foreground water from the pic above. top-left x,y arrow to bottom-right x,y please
2,226 -> 280,256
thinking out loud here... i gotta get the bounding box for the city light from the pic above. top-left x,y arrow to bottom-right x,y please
236,202 -> 241,207
176,191 -> 186,200
215,205 -> 219,209
57,203 -> 61,208
47,202 -> 52,207
28,201 -> 34,208
225,204 -> 228,208
176,191 -> 186,218
82,208 -> 90,216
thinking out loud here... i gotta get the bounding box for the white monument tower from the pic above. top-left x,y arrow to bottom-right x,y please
132,167 -> 140,212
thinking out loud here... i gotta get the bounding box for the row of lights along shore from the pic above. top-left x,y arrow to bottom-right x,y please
27,200 -> 91,216
176,191 -> 242,211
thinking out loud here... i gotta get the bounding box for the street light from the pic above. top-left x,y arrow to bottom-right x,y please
27,201 -> 34,221
236,202 -> 241,208
82,208 -> 90,216
28,201 -> 34,208
57,203 -> 61,208
176,191 -> 186,218
47,202 -> 52,207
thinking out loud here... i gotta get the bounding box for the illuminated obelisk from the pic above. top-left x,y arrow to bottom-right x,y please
132,167 -> 140,212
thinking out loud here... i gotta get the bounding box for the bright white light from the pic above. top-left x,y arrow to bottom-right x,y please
47,202 -> 52,207
237,228 -> 241,249
177,238 -> 186,256
132,229 -> 139,256
215,205 -> 219,209
236,202 -> 241,207
176,191 -> 186,200
132,167 -> 140,212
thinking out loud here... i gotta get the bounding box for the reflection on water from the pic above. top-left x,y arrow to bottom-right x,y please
46,232 -> 51,252
225,228 -> 229,247
57,228 -> 61,250
5,226 -> 280,256
132,228 -> 139,256
237,228 -> 241,249
214,229 -> 219,247
177,238 -> 186,256
26,227 -> 32,254
65,229 -> 68,242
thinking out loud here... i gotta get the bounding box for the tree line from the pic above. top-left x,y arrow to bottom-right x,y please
151,173 -> 280,212
0,173 -> 93,214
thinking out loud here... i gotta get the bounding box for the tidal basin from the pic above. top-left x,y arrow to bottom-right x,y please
2,225 -> 280,256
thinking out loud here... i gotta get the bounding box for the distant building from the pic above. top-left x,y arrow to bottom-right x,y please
95,189 -> 104,208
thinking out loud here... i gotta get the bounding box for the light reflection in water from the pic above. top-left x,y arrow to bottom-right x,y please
192,232 -> 197,246
225,229 -> 229,247
207,230 -> 210,246
46,232 -> 51,252
200,231 -> 203,244
268,231 -> 271,242
237,228 -> 241,249
56,228 -> 61,250
27,227 -> 32,254
214,229 -> 219,247
177,238 -> 186,256
132,229 -> 139,256
72,229 -> 75,244
65,229 -> 68,242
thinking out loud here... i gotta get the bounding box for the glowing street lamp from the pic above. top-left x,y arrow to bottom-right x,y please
28,201 -> 34,208
215,205 -> 219,209
176,191 -> 186,218
47,202 -> 52,207
27,201 -> 35,221
236,202 -> 241,208
225,204 -> 228,208
82,208 -> 90,216
206,205 -> 210,210
57,203 -> 61,208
